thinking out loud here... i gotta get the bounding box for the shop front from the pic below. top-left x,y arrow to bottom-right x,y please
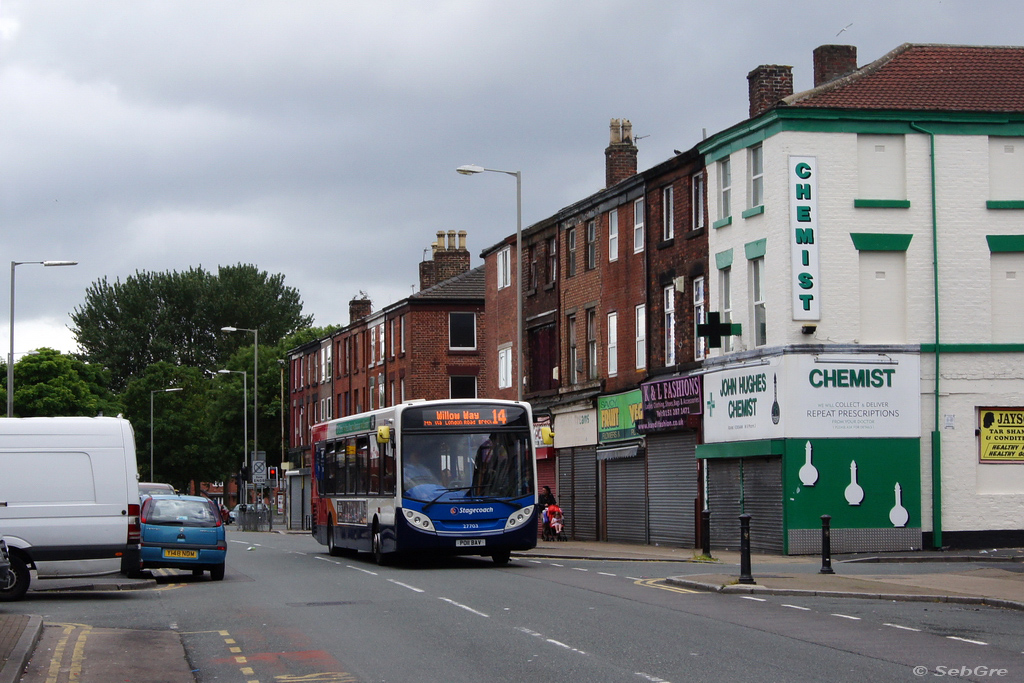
697,349 -> 922,554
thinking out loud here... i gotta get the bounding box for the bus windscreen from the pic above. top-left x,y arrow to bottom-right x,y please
401,430 -> 533,503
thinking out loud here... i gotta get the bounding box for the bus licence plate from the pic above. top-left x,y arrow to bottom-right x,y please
164,548 -> 198,559
455,539 -> 485,547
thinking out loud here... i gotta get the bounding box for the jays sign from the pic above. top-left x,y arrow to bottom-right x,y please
790,156 -> 820,321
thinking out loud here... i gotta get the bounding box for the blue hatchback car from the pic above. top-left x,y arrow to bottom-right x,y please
140,495 -> 227,580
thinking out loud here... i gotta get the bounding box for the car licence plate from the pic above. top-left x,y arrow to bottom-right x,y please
455,539 -> 485,547
163,549 -> 198,559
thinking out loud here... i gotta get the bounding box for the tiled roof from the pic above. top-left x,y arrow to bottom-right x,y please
410,265 -> 485,300
785,43 -> 1024,112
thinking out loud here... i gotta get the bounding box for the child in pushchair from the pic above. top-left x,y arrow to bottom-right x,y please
543,503 -> 566,541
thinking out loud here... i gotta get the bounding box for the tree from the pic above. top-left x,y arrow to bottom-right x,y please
1,348 -> 122,418
71,264 -> 313,391
123,362 -> 227,490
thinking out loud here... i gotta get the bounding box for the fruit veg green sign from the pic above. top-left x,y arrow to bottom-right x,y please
598,390 -> 642,444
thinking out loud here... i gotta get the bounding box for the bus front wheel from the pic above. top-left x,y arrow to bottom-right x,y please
372,524 -> 390,566
491,550 -> 511,566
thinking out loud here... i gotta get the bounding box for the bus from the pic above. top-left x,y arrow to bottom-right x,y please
310,399 -> 546,565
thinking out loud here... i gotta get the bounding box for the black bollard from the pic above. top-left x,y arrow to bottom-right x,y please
738,513 -> 755,584
701,509 -> 712,559
819,514 -> 835,574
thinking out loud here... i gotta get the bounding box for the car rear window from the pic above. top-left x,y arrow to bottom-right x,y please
145,499 -> 219,527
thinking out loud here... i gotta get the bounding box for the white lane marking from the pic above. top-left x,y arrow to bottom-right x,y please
781,604 -> 811,611
831,613 -> 861,620
573,567 -> 589,572
515,627 -> 588,656
947,636 -> 988,645
439,597 -> 489,618
552,563 -> 565,567
598,572 -> 617,577
626,576 -> 643,581
528,560 -> 543,564
636,673 -> 671,682
884,623 -> 921,632
388,579 -> 424,593
739,596 -> 767,602
347,565 -> 378,575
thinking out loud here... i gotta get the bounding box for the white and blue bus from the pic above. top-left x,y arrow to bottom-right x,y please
310,399 -> 544,565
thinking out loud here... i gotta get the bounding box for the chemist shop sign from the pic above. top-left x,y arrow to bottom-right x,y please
979,408 -> 1024,463
703,353 -> 921,443
703,359 -> 784,443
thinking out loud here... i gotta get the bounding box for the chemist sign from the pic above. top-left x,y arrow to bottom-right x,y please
790,156 -> 820,321
703,353 -> 921,443
979,408 -> 1024,463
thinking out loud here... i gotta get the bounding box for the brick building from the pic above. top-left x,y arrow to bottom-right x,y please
699,43 -> 1024,553
286,232 -> 485,527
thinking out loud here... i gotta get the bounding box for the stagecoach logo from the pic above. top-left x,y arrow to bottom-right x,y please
452,506 -> 494,515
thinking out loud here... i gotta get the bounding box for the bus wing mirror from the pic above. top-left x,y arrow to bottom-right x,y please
541,426 -> 554,445
377,426 -> 393,443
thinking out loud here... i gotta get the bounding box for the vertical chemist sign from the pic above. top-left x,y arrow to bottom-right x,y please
789,156 -> 820,320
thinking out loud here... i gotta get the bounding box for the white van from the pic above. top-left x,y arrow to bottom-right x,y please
0,416 -> 141,600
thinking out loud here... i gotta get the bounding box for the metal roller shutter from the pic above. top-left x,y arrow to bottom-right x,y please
558,447 -> 598,541
647,432 -> 699,548
706,457 -> 783,554
605,455 -> 647,544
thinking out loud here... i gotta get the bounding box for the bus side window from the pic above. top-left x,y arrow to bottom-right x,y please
324,442 -> 336,495
356,435 -> 370,494
368,440 -> 380,494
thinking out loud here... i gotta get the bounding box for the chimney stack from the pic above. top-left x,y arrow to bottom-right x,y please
813,45 -> 857,87
605,118 -> 638,188
747,64 -> 793,118
349,294 -> 372,323
419,231 -> 471,291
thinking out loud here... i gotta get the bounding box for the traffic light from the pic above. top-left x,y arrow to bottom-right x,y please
268,466 -> 278,486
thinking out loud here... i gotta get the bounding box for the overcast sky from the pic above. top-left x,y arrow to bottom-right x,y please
1,0 -> 1020,359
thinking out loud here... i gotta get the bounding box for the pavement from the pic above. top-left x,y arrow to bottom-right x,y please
1,536 -> 1021,683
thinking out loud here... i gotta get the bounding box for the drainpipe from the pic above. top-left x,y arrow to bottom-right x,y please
910,122 -> 942,549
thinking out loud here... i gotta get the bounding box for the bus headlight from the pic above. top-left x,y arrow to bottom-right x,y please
504,505 -> 535,531
402,508 -> 436,532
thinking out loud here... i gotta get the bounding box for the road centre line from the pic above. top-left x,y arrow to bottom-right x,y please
439,597 -> 489,617
781,604 -> 811,611
884,623 -> 921,632
831,613 -> 861,620
947,636 -> 988,645
739,596 -> 767,602
598,572 -> 617,577
346,565 -> 379,575
388,578 -> 425,593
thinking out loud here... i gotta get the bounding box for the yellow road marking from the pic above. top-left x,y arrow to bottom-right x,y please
634,578 -> 697,594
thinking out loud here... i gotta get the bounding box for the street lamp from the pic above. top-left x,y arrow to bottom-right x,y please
221,327 -> 258,464
8,260 -> 78,417
218,369 -> 248,504
149,387 -> 183,481
457,165 -> 523,400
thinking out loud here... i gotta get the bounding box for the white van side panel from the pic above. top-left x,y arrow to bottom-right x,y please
0,417 -> 140,578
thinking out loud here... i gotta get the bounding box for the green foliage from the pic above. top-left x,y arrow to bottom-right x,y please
1,348 -> 121,418
71,264 -> 313,391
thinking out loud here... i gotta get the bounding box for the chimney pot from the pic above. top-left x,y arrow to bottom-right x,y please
747,64 -> 794,118
605,118 -> 638,188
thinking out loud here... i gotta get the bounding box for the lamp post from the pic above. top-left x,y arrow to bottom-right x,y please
456,164 -> 523,401
149,387 -> 183,481
221,327 -> 258,464
218,369 -> 248,504
8,260 -> 78,417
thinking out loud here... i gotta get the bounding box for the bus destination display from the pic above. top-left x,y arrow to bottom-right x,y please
404,404 -> 527,429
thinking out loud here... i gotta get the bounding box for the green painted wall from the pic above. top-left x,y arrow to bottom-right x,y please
783,438 -> 920,530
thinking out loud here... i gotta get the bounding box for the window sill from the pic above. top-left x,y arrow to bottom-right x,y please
712,216 -> 732,229
447,349 -> 480,356
543,282 -> 556,292
685,227 -> 707,241
741,205 -> 764,219
854,199 -> 911,209
656,237 -> 675,250
987,200 -> 1024,210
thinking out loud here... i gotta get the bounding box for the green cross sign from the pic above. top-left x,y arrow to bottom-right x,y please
697,311 -> 742,348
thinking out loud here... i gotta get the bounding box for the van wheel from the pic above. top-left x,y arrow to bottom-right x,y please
0,556 -> 31,602
210,564 -> 225,581
327,518 -> 342,557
